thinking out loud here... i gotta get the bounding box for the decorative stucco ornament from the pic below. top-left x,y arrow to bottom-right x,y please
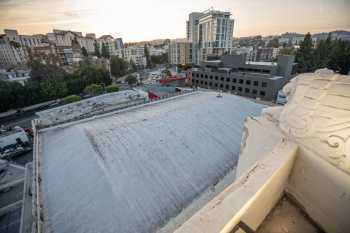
279,69 -> 350,174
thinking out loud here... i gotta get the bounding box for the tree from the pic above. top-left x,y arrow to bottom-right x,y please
81,47 -> 88,57
10,41 -> 21,48
129,59 -> 137,72
295,33 -> 314,73
144,44 -> 152,68
267,38 -> 279,48
101,43 -> 110,59
0,80 -> 28,112
29,59 -> 66,81
151,53 -> 168,65
74,63 -> 111,86
0,62 -> 114,113
94,42 -> 101,58
63,95 -> 82,104
313,34 -> 332,70
40,78 -> 68,100
162,69 -> 172,77
125,75 -> 137,86
279,47 -> 295,55
84,84 -> 103,96
328,39 -> 350,74
106,84 -> 119,93
110,56 -> 128,78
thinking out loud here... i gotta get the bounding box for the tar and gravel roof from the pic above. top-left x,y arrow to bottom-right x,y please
37,91 -> 265,233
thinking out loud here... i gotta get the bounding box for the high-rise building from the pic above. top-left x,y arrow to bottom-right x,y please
187,9 -> 234,64
115,38 -> 124,49
186,12 -> 202,64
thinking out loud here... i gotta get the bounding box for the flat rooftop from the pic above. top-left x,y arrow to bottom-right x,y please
36,90 -> 148,126
36,91 -> 265,233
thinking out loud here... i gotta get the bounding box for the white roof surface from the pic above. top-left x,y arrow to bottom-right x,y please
38,91 -> 265,233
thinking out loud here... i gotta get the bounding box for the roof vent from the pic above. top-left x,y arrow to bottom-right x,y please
216,90 -> 223,98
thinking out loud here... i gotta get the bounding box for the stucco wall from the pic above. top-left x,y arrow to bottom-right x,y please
287,147 -> 350,233
236,108 -> 284,177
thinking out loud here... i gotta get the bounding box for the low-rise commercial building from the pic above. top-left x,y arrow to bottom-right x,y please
255,47 -> 280,62
231,46 -> 255,61
192,54 -> 295,101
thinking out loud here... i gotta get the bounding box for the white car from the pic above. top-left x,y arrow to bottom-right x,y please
276,90 -> 287,105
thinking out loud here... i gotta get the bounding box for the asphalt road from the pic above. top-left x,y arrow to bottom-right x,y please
0,182 -> 24,209
0,204 -> 21,233
10,151 -> 33,167
0,114 -> 37,129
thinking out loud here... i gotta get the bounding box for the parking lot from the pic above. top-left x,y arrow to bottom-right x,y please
0,112 -> 34,233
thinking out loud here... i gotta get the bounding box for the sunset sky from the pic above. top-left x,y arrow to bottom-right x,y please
1,0 -> 349,41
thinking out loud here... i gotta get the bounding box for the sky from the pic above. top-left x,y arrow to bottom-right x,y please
0,0 -> 349,42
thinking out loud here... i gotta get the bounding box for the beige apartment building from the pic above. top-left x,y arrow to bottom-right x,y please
168,40 -> 192,65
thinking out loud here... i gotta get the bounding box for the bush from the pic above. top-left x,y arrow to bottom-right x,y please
106,84 -> 119,93
84,84 -> 103,96
125,75 -> 137,86
63,95 -> 82,104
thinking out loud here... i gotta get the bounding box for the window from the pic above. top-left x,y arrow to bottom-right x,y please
215,83 -> 218,87
232,86 -> 236,90
220,84 -> 223,88
205,74 -> 208,79
238,87 -> 242,92
215,76 -> 218,80
226,78 -> 230,82
262,82 -> 267,87
260,91 -> 266,96
253,81 -> 259,86
195,80 -> 199,84
221,77 -> 224,81
239,79 -> 243,84
246,80 -> 251,85
210,75 -> 213,80
232,78 -> 237,83
209,82 -> 212,86
252,89 -> 257,95
200,74 -> 203,78
204,81 -> 207,85
226,84 -> 229,89
245,88 -> 250,93
200,81 -> 203,84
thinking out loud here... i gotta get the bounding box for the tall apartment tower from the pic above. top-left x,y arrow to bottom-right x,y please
186,12 -> 202,64
187,9 -> 234,64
